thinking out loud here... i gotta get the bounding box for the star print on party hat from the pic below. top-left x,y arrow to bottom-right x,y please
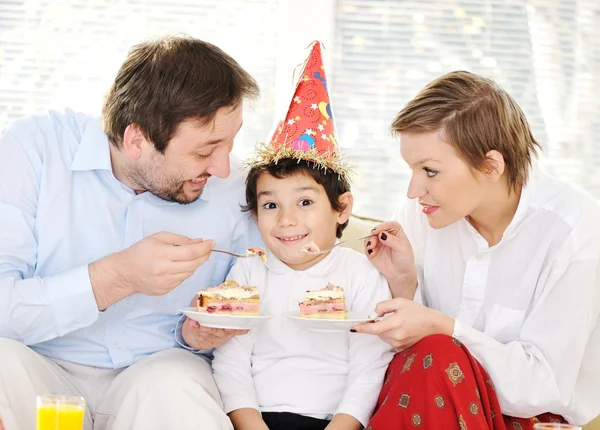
245,41 -> 352,180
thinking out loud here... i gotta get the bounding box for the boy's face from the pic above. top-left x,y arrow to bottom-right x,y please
255,171 -> 352,270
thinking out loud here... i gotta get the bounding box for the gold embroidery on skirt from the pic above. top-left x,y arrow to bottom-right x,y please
513,422 -> 523,430
423,354 -> 433,370
402,353 -> 417,373
452,338 -> 463,347
445,362 -> 465,386
459,415 -> 468,430
469,402 -> 479,415
399,394 -> 410,408
434,394 -> 445,408
412,413 -> 422,426
384,370 -> 394,385
475,388 -> 480,399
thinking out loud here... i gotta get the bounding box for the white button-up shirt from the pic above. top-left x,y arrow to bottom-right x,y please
397,169 -> 600,425
212,247 -> 394,427
0,109 -> 261,368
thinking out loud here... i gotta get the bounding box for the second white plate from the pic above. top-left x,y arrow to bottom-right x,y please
283,310 -> 372,332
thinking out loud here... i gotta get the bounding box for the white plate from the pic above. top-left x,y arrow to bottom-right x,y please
283,310 -> 372,332
180,307 -> 272,330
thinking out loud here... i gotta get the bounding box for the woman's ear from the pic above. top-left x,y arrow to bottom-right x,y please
483,150 -> 505,182
337,192 -> 354,224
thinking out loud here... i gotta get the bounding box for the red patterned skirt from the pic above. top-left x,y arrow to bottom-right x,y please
367,334 -> 565,430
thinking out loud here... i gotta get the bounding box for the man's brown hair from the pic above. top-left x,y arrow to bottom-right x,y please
102,35 -> 259,152
391,71 -> 541,190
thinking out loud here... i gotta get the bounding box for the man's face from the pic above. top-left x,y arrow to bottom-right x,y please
127,104 -> 243,204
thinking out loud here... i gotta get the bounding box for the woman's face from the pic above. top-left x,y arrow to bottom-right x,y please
400,130 -> 489,229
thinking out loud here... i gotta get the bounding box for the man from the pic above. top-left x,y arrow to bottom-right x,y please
0,35 -> 260,430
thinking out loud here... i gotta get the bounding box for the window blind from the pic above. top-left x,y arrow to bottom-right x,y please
0,0 -> 279,156
332,0 -> 600,220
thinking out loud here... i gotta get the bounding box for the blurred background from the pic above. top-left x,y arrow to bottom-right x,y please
0,0 -> 598,220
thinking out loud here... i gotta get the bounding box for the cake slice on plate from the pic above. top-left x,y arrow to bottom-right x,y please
197,280 -> 260,316
299,283 -> 347,319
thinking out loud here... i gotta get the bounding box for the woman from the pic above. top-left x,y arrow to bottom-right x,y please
353,71 -> 600,429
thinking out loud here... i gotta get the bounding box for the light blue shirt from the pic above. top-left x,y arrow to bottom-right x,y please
0,109 -> 261,369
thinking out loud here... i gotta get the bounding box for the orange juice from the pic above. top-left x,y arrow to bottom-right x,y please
37,403 -> 85,430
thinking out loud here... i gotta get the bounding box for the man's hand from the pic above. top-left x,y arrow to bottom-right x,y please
90,232 -> 215,310
181,317 -> 248,350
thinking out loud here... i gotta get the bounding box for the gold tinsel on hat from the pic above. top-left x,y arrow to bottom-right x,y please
243,141 -> 354,182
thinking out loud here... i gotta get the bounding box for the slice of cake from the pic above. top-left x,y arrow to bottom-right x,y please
197,280 -> 260,316
246,247 -> 268,262
299,283 -> 347,319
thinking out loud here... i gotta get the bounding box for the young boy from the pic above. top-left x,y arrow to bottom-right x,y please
210,42 -> 394,430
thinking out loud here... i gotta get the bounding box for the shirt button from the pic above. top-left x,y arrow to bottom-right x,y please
475,253 -> 484,261
115,344 -> 121,351
123,299 -> 132,306
75,320 -> 81,328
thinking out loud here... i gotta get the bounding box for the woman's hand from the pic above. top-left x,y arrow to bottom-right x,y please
365,221 -> 418,299
352,297 -> 455,350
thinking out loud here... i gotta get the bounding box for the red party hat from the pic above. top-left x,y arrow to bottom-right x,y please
246,41 -> 351,179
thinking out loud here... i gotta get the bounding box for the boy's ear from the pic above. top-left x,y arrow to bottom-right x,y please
337,192 -> 354,224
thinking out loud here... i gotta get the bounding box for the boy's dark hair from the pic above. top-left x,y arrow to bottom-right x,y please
243,159 -> 351,238
102,34 -> 259,152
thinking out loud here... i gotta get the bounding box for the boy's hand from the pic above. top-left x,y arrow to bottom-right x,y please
229,408 -> 269,430
181,317 -> 248,350
325,413 -> 362,430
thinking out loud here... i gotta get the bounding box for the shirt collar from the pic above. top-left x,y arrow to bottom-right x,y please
462,165 -> 538,241
70,118 -> 112,172
70,117 -> 214,204
502,166 -> 538,239
264,243 -> 341,276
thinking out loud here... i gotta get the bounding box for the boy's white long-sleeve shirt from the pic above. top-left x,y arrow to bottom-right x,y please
212,247 -> 394,427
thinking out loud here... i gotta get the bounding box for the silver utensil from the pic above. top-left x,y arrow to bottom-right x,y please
300,228 -> 395,255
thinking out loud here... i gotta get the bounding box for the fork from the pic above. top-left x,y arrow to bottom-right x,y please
300,228 -> 395,255
211,249 -> 258,258
173,244 -> 261,259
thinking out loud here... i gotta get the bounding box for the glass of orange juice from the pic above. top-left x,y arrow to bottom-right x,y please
36,395 -> 85,430
533,424 -> 581,430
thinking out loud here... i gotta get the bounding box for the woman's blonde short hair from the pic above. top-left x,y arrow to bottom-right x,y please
391,71 -> 541,190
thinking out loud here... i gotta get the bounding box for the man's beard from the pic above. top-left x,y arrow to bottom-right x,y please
125,163 -> 207,205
